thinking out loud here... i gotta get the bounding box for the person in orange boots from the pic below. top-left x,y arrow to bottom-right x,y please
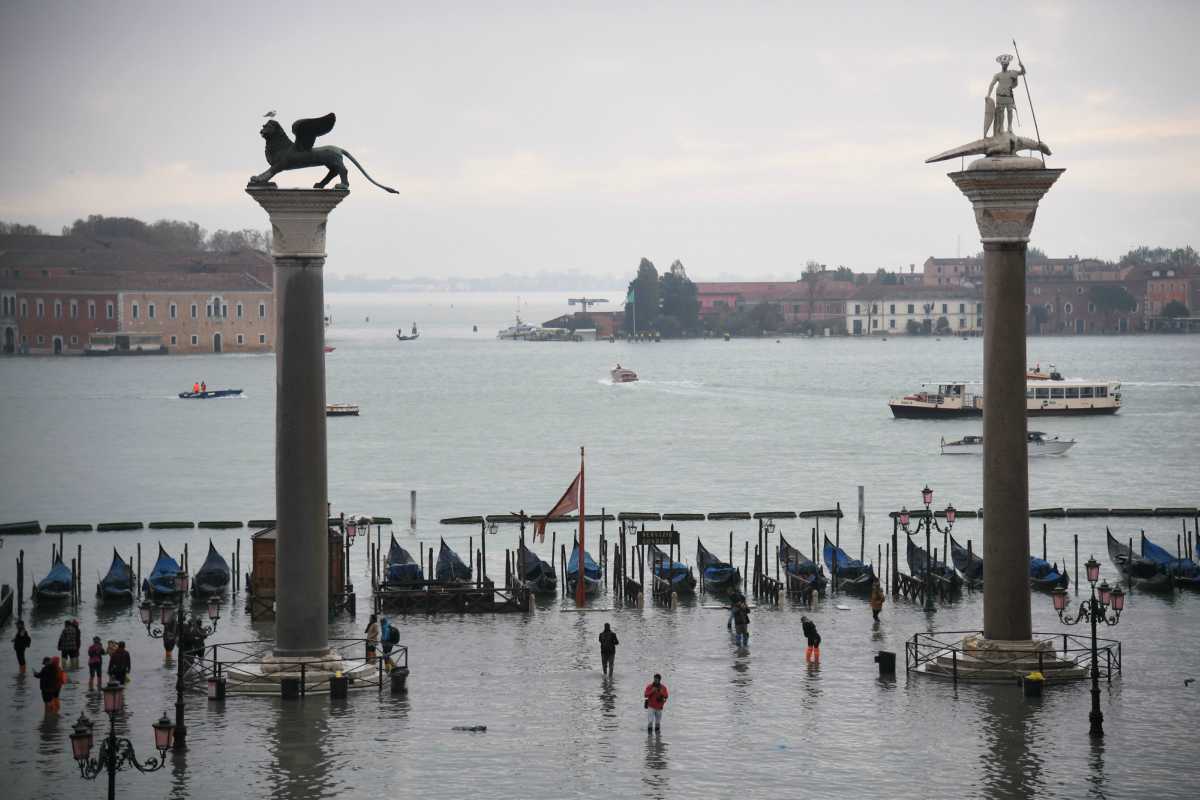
802,616 -> 821,663
35,657 -> 60,714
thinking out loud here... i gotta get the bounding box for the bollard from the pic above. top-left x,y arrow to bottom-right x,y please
390,665 -> 410,694
330,674 -> 349,699
1022,671 -> 1045,698
875,650 -> 896,677
281,677 -> 301,700
207,676 -> 227,702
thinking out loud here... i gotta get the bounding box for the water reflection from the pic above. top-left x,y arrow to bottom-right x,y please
642,731 -> 669,799
977,686 -> 1047,800
1085,738 -> 1107,800
267,701 -> 334,800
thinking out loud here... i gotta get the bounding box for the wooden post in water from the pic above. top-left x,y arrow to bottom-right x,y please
410,490 -> 417,530
136,543 -> 141,599
1043,523 -> 1048,561
77,544 -> 83,602
71,558 -> 77,604
1074,534 -> 1079,595
481,524 -> 488,583
861,515 -> 866,563
892,517 -> 899,598
16,550 -> 24,613
729,530 -> 733,565
428,548 -> 434,585
743,541 -> 748,591
476,550 -> 482,586
967,539 -> 974,591
469,536 -> 474,580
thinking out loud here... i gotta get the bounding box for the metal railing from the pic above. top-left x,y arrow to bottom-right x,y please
191,637 -> 405,695
905,629 -> 1121,683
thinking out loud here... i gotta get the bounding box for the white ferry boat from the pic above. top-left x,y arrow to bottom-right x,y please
941,431 -> 1075,456
889,379 -> 1121,418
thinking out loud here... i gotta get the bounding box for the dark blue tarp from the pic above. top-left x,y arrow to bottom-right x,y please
99,550 -> 133,597
143,546 -> 182,595
194,541 -> 230,591
567,544 -> 601,579
697,541 -> 738,584
37,556 -> 73,596
778,534 -> 821,575
386,536 -> 423,583
518,543 -> 554,581
823,535 -> 873,579
436,539 -> 470,582
1141,535 -> 1200,577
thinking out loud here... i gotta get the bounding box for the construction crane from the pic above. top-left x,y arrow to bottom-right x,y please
567,297 -> 610,312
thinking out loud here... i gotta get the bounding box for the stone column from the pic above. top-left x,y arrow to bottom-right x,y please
247,187 -> 347,658
948,157 -> 1062,643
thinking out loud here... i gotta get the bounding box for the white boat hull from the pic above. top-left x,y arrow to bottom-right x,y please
941,439 -> 1075,456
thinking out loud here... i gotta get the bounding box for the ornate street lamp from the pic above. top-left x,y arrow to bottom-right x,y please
1052,555 -> 1125,738
140,572 -> 218,752
898,486 -> 957,610
69,682 -> 173,800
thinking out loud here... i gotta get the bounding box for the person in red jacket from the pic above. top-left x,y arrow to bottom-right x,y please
644,673 -> 668,732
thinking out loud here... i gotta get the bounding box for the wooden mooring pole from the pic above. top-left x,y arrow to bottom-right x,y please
17,550 -> 24,614
1073,534 -> 1079,595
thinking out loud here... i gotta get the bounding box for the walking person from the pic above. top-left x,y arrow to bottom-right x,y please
380,617 -> 399,670
12,620 -> 31,674
733,600 -> 751,647
57,620 -> 76,670
35,657 -> 61,715
87,637 -> 104,690
364,614 -> 380,663
599,622 -> 619,676
727,590 -> 745,630
869,580 -> 885,622
802,616 -> 821,663
643,673 -> 669,732
108,641 -> 131,685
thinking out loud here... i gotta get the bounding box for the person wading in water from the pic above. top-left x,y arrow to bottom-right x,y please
598,623 -> 619,676
644,673 -> 669,732
802,616 -> 821,663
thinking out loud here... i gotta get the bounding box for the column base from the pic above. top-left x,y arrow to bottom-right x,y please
919,635 -> 1087,683
260,649 -> 346,677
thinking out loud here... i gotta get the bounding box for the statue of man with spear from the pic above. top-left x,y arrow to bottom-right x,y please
985,53 -> 1026,137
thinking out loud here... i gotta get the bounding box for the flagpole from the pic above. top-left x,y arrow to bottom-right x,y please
576,446 -> 586,606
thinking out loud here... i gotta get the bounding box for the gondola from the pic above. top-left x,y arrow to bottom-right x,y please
436,538 -> 471,584
385,535 -> 424,586
1106,528 -> 1172,590
696,540 -> 741,592
517,542 -> 558,594
777,534 -> 827,594
96,549 -> 134,602
142,544 -> 184,600
1138,532 -> 1200,590
906,537 -> 963,592
33,554 -> 73,603
647,543 -> 696,595
949,535 -> 984,587
566,543 -> 602,597
192,540 -> 230,598
822,535 -> 875,592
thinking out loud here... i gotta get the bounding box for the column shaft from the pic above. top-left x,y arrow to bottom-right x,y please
274,256 -> 328,656
981,241 -> 1030,641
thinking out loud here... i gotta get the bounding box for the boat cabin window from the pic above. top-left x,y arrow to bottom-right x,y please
1025,388 -> 1034,398
1096,386 -> 1107,398
1050,388 -> 1064,399
1065,387 -> 1079,399
1080,386 -> 1094,399
1035,388 -> 1049,399
938,384 -> 962,396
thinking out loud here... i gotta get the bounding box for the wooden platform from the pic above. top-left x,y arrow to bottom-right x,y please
374,579 -> 528,614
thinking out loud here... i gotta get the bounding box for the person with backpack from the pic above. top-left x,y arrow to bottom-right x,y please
380,617 -> 400,670
732,600 -> 751,647
869,580 -> 885,622
87,636 -> 105,690
108,641 -> 131,685
802,616 -> 821,663
643,673 -> 669,732
35,656 -> 62,715
364,614 -> 380,663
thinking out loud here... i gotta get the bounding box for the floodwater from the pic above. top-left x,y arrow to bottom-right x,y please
1,291 -> 1199,799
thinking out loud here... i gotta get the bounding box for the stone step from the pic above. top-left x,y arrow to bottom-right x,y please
932,652 -> 1081,671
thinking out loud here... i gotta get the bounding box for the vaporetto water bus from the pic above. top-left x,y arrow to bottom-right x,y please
889,379 -> 1121,418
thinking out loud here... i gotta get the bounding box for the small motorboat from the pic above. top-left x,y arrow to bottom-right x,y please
397,322 -> 420,341
326,403 -> 360,417
324,345 -> 336,353
940,431 -> 1074,456
1026,363 -> 1064,381
179,388 -> 243,399
611,364 -> 638,383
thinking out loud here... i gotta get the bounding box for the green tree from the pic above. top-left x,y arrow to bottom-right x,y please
0,220 -> 45,235
935,316 -> 951,334
1163,300 -> 1189,318
1090,285 -> 1137,313
659,267 -> 698,334
208,228 -> 272,253
625,258 -> 660,333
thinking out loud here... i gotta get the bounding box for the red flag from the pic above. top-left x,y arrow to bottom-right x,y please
533,471 -> 580,543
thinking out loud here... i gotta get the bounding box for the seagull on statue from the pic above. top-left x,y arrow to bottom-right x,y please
264,110 -> 277,118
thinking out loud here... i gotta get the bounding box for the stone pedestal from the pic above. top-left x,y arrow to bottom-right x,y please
948,157 -> 1063,643
246,187 -> 348,658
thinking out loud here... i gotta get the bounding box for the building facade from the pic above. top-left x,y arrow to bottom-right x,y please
847,287 -> 984,335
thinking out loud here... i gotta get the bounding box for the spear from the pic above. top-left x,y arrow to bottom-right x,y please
1012,38 -> 1045,164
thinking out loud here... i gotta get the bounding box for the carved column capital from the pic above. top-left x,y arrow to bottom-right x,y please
245,188 -> 348,258
948,159 -> 1064,243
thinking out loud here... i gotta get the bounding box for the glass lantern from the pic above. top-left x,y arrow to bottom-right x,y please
207,599 -> 220,620
1085,556 -> 1101,584
102,681 -> 125,714
921,485 -> 933,507
945,504 -> 957,525
139,602 -> 153,625
152,714 -> 175,752
898,507 -> 910,527
1110,586 -> 1126,612
161,605 -> 175,626
1098,580 -> 1112,606
69,717 -> 94,761
175,572 -> 190,594
1051,586 -> 1069,612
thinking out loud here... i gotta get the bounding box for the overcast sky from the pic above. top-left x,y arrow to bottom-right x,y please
2,1 -> 1197,279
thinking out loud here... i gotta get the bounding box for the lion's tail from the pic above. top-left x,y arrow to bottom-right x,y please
339,149 -> 399,194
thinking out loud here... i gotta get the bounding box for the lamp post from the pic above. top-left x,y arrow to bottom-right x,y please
898,485 -> 957,610
1052,556 -> 1124,738
69,681 -> 174,800
139,571 -> 219,751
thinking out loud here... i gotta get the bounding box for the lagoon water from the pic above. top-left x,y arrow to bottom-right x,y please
2,291 -> 1199,799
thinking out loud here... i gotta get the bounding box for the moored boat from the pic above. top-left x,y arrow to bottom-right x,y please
1106,528 -> 1172,590
647,543 -> 696,595
517,542 -> 558,594
192,540 -> 230,598
906,537 -> 963,592
890,379 -> 1121,418
34,555 -> 73,603
435,538 -> 471,584
397,322 -> 420,341
949,535 -> 984,587
384,535 -> 424,586
611,364 -> 639,383
822,535 -> 875,592
326,403 -> 360,416
142,544 -> 184,600
777,534 -> 827,594
1029,557 -> 1070,591
97,549 -> 134,602
1138,532 -> 1200,590
566,543 -> 602,597
940,431 -> 1075,456
179,388 -> 243,399
696,540 -> 741,592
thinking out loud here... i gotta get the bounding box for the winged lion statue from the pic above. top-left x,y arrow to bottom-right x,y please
248,112 -> 398,193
